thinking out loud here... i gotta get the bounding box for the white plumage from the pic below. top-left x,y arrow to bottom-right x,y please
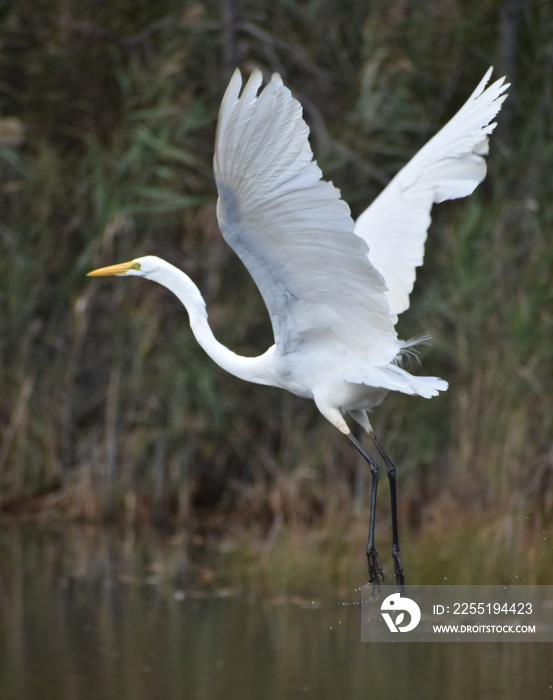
88,67 -> 508,586
209,67 -> 507,432
355,67 -> 508,322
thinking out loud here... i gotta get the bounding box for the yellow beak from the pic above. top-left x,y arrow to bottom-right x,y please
86,261 -> 138,277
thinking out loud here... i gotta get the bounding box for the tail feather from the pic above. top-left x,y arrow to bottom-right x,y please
345,363 -> 448,398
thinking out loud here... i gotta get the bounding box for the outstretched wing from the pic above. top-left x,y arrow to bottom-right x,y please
214,69 -> 399,364
354,68 -> 509,322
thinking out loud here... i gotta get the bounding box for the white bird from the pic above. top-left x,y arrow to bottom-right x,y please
88,67 -> 508,588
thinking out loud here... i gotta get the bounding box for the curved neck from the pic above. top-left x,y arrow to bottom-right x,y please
147,260 -> 277,387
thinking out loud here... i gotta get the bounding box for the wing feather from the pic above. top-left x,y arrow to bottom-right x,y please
354,68 -> 509,322
214,69 -> 399,363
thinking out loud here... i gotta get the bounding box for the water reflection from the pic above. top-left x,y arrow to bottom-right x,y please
0,524 -> 551,700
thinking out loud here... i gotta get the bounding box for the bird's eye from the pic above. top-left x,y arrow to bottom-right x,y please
131,261 -> 141,271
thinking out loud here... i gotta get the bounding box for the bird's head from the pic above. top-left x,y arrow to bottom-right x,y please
87,255 -> 161,279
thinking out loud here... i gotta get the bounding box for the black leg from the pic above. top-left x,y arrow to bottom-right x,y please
371,434 -> 405,591
347,433 -> 384,590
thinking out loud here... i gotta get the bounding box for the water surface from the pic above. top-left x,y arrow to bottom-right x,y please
0,524 -> 550,699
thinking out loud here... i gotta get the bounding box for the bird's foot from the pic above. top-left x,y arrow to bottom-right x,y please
367,547 -> 384,594
392,544 -> 405,593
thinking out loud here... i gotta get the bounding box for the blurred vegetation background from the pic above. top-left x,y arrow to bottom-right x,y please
0,0 -> 551,585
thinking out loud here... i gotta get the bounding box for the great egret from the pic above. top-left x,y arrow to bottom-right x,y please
88,67 -> 508,588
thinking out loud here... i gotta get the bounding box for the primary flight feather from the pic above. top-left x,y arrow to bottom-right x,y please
88,67 -> 508,587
